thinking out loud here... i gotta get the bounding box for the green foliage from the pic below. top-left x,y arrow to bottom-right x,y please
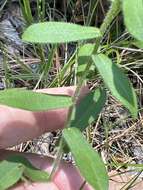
0,160 -> 24,190
6,155 -> 49,182
77,44 -> 95,76
63,127 -> 109,190
123,0 -> 143,41
133,40 -> 143,49
92,54 -> 138,118
19,0 -> 33,25
0,155 -> 49,190
22,22 -> 101,43
70,88 -> 107,131
1,0 -> 142,189
0,89 -> 72,111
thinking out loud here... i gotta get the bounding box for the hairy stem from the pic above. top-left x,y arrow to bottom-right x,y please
49,0 -> 121,182
48,138 -> 64,180
100,0 -> 121,36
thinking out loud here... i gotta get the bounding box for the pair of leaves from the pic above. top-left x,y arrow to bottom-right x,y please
0,89 -> 72,111
0,155 -> 49,190
7,19 -> 137,190
123,0 -> 143,42
77,44 -> 138,118
22,21 -> 101,43
21,19 -> 138,119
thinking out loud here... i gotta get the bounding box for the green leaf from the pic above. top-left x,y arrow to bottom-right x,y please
0,160 -> 24,190
123,0 -> 143,41
77,44 -> 95,76
6,155 -> 49,182
70,88 -> 106,131
133,40 -> 143,49
92,54 -> 138,118
63,128 -> 108,190
0,88 -> 72,111
22,22 -> 101,44
24,167 -> 49,182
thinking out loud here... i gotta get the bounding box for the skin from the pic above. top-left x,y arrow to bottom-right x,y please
0,86 -> 143,190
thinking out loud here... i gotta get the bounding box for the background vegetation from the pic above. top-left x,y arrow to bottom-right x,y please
0,0 -> 143,189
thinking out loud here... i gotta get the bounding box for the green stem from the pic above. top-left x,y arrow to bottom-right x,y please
49,0 -> 121,181
48,138 -> 64,181
93,0 -> 121,54
100,0 -> 121,36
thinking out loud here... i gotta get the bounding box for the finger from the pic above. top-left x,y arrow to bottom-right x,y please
2,148 -> 142,189
0,86 -> 89,149
0,150 -> 92,190
36,86 -> 89,101
1,150 -> 143,190
0,105 -> 68,149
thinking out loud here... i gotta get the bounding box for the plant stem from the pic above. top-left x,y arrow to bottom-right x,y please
93,0 -> 121,54
49,0 -> 121,181
66,0 -> 122,123
100,0 -> 121,36
48,138 -> 64,180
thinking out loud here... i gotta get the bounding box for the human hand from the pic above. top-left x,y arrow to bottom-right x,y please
0,86 -> 93,190
0,86 -> 143,190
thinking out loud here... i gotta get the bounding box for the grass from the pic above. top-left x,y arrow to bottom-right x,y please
0,0 -> 143,189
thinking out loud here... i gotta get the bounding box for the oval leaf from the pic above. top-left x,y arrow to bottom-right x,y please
0,88 -> 72,111
0,160 -> 24,190
6,155 -> 49,182
70,88 -> 107,131
22,22 -> 101,43
92,54 -> 138,118
63,128 -> 109,190
123,0 -> 143,41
